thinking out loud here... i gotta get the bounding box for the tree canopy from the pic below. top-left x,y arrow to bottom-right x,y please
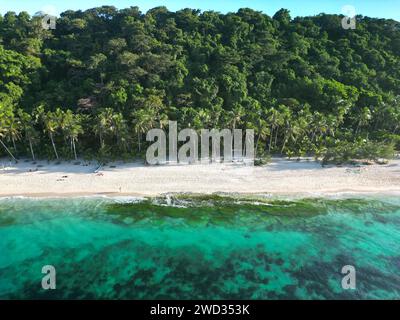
0,6 -> 399,162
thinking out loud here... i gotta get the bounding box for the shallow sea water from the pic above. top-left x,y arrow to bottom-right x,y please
0,195 -> 399,299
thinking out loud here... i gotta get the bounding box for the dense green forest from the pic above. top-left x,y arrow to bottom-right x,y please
0,6 -> 399,162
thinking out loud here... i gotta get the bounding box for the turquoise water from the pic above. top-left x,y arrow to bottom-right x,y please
0,195 -> 400,300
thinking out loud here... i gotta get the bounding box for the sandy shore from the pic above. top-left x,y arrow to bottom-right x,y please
0,157 -> 400,198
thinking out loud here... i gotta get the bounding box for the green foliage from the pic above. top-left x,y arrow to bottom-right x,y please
0,6 -> 399,161
254,153 -> 271,166
322,140 -> 396,165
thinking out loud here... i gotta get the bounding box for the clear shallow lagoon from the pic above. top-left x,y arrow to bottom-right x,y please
0,195 -> 399,300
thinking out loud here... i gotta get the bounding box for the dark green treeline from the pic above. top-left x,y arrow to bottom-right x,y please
0,6 -> 399,161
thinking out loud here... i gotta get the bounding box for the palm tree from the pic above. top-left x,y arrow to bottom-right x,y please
111,112 -> 129,151
310,112 -> 325,142
278,106 -> 293,153
0,123 -> 18,162
33,106 -> 60,159
258,126 -> 270,155
94,108 -> 114,149
226,105 -> 245,129
355,107 -> 372,135
281,120 -> 303,154
281,123 -> 294,153
252,117 -> 269,154
54,108 -> 69,147
193,109 -> 212,130
132,108 -> 157,153
17,109 -> 38,161
6,116 -> 21,155
44,111 -> 60,160
326,115 -> 338,138
63,110 -> 83,160
143,94 -> 164,128
335,103 -> 350,127
0,106 -> 19,162
96,109 -> 130,152
266,107 -> 282,152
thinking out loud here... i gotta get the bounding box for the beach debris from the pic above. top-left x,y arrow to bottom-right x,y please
376,159 -> 389,165
345,167 -> 365,174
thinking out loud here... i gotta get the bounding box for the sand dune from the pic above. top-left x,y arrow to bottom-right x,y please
0,158 -> 400,198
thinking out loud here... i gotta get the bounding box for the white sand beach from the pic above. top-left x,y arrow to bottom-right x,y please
0,158 -> 400,198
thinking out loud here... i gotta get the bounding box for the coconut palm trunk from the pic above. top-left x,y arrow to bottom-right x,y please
29,139 -> 35,161
99,132 -> 104,149
311,130 -> 316,142
268,126 -> 274,152
49,133 -> 59,159
0,139 -> 18,162
281,134 -> 288,154
72,138 -> 78,160
69,138 -> 73,153
12,137 -> 17,154
274,128 -> 279,149
255,134 -> 261,154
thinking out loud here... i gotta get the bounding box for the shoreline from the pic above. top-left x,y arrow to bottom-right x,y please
1,190 -> 400,201
1,157 -> 400,200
